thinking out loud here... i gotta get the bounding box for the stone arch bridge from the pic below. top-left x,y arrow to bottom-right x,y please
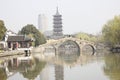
40,37 -> 96,55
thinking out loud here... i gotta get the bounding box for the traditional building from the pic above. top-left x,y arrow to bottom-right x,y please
7,35 -> 33,50
52,7 -> 63,39
0,30 -> 34,51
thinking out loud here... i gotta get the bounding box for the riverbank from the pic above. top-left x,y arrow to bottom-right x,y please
0,50 -> 25,57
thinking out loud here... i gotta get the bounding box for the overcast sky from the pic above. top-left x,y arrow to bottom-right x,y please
0,0 -> 120,34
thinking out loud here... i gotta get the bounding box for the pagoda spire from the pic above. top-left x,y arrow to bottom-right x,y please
56,6 -> 59,15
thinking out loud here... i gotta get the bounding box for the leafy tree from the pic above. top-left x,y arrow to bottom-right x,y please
75,32 -> 97,42
102,16 -> 120,46
75,32 -> 89,40
19,24 -> 46,46
0,20 -> 6,40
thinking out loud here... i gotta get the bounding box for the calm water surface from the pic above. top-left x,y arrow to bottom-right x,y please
0,52 -> 120,80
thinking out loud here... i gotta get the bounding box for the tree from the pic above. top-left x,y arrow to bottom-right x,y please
75,32 -> 97,42
0,20 -> 6,40
19,24 -> 46,46
102,16 -> 120,46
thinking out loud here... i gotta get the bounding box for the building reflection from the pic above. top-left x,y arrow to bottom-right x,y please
55,65 -> 64,80
8,56 -> 34,73
54,46 -> 79,80
0,57 -> 34,80
0,56 -> 46,80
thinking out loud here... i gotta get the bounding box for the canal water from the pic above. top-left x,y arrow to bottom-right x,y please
0,52 -> 120,80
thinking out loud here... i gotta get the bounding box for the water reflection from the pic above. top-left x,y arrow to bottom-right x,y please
55,65 -> 64,80
57,49 -> 80,64
8,57 -> 34,73
0,56 -> 46,80
104,54 -> 120,80
57,40 -> 80,64
1,49 -> 120,80
21,58 -> 46,80
0,68 -> 7,80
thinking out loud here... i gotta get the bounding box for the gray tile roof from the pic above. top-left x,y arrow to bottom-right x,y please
7,35 -> 31,42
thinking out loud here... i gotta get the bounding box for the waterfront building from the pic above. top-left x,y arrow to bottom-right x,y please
0,30 -> 34,51
52,7 -> 63,39
38,14 -> 48,33
7,35 -> 33,50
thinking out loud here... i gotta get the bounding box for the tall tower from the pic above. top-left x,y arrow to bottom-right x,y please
53,7 -> 63,39
38,14 -> 48,33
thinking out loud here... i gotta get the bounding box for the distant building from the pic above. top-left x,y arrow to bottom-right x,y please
52,7 -> 63,39
4,30 -> 17,41
38,14 -> 48,33
6,30 -> 17,36
44,30 -> 53,39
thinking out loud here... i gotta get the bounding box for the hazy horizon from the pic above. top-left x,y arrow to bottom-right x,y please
0,0 -> 120,34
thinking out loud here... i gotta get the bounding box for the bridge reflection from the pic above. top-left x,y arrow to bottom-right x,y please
57,40 -> 80,64
42,45 -> 96,67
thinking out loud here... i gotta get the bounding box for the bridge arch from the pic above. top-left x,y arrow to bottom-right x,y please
81,43 -> 96,55
45,37 -> 96,55
57,40 -> 80,56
